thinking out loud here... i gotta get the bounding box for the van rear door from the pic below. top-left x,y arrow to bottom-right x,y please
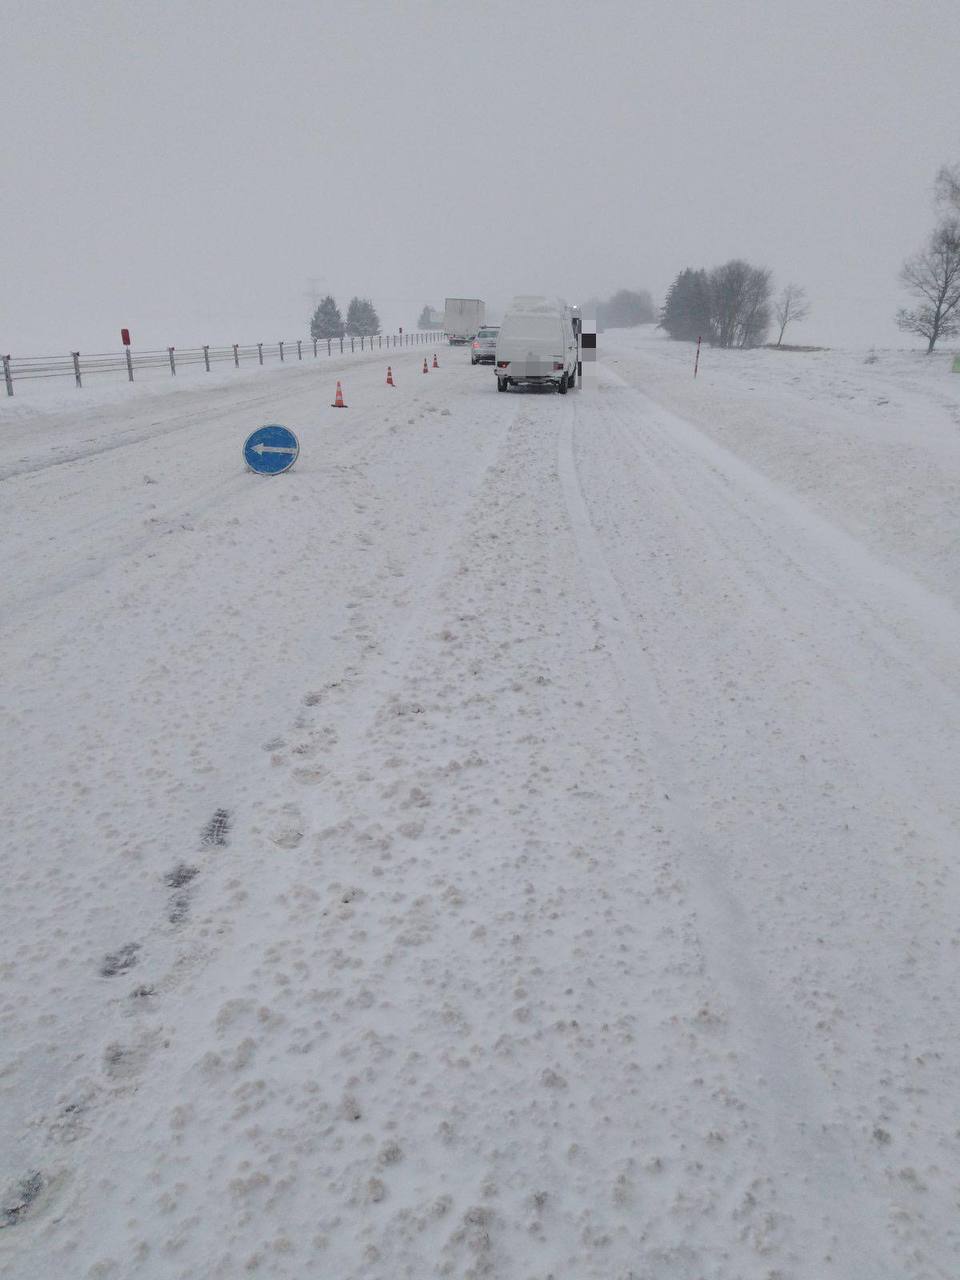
497,313 -> 565,377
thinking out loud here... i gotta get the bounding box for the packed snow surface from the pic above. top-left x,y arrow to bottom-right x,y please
2,331 -> 959,1278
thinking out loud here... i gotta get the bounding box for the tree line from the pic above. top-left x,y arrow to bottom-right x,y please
399,160 -> 960,358
656,153 -> 959,355
310,296 -> 380,339
660,263 -> 809,350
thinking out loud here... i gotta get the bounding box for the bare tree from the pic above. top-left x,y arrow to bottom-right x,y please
896,220 -> 960,353
935,162 -> 960,216
774,283 -> 810,346
709,260 -> 771,348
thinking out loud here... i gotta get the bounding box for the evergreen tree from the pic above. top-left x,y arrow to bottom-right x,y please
660,269 -> 713,342
310,295 -> 344,340
346,297 -> 381,336
360,299 -> 381,335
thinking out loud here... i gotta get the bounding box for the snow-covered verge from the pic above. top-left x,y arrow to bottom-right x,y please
602,327 -> 960,609
1,339 -> 958,1279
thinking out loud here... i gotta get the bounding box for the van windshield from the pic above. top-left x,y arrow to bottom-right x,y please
499,315 -> 563,343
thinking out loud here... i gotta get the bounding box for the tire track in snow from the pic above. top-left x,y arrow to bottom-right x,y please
560,391 -> 896,1278
588,377 -> 960,1271
595,373 -> 960,976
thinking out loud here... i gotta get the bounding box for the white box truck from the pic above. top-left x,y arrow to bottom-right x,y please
444,298 -> 485,345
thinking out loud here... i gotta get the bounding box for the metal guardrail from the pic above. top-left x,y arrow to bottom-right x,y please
1,331 -> 444,396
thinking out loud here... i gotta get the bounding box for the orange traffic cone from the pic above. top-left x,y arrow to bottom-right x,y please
422,357 -> 429,374
386,366 -> 395,386
331,380 -> 347,408
432,353 -> 439,368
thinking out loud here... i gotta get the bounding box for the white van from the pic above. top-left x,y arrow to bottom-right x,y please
494,300 -> 579,393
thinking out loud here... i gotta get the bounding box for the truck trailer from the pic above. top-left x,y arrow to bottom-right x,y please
444,298 -> 485,345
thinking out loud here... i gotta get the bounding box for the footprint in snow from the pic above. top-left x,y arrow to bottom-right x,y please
200,808 -> 231,847
100,942 -> 140,978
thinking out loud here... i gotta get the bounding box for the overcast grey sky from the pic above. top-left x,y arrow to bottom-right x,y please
2,0 -> 958,352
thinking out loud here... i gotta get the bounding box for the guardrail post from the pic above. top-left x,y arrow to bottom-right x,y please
279,341 -> 284,362
3,354 -> 13,396
233,343 -> 239,368
125,346 -> 134,382
328,339 -> 332,356
340,337 -> 344,354
168,347 -> 176,376
297,340 -> 302,360
313,338 -> 318,357
258,343 -> 263,365
203,345 -> 210,372
73,351 -> 82,387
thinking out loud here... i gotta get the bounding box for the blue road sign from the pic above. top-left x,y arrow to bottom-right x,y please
243,424 -> 300,475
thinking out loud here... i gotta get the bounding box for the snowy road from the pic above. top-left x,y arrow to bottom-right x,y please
2,336 -> 959,1278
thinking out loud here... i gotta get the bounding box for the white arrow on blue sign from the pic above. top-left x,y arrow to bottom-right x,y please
243,424 -> 300,475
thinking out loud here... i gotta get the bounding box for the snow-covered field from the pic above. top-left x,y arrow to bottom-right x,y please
2,330 -> 959,1279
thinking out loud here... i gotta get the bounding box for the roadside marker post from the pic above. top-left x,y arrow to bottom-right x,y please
121,328 -> 134,382
694,335 -> 701,378
580,332 -> 596,387
243,424 -> 300,475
